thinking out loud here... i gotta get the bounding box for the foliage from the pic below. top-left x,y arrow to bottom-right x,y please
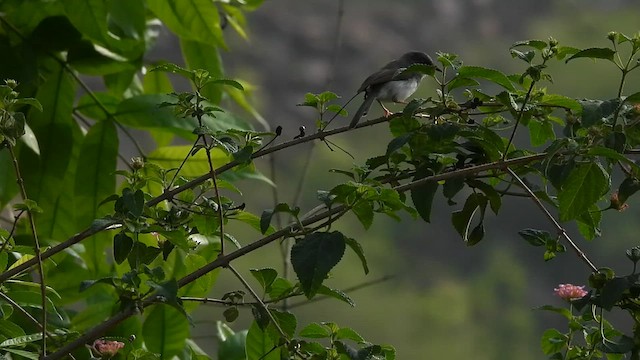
2,1 -> 640,359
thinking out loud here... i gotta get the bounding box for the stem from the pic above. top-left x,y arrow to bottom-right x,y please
227,264 -> 287,338
503,81 -> 535,160
505,167 -> 597,272
8,144 -> 47,356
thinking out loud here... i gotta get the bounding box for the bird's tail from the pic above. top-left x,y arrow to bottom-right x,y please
349,95 -> 375,128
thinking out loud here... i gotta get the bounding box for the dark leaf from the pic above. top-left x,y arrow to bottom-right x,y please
565,47 -> 616,63
290,232 -> 346,298
113,232 -> 133,264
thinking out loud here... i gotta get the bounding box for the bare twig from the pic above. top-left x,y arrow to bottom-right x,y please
505,167 -> 598,272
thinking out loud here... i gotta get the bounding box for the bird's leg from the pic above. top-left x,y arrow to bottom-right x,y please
377,100 -> 393,118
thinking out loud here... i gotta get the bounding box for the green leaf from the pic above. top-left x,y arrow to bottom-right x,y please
267,278 -> 295,301
180,39 -> 225,104
451,193 -> 487,245
260,203 -> 300,234
558,162 -> 609,221
1,348 -> 39,360
250,268 -> 278,292
410,168 -> 439,223
600,277 -> 631,310
217,326 -> 247,360
113,232 -> 133,264
457,66 -> 515,91
246,321 -> 279,360
511,39 -> 548,50
536,305 -> 572,320
269,309 -> 297,338
351,200 -> 374,229
0,333 -> 43,348
290,232 -> 346,298
335,327 -> 364,343
147,145 -> 230,177
299,323 -> 331,338
75,120 -> 118,270
528,119 -> 555,146
0,319 -> 26,339
518,228 -> 551,246
344,237 -> 369,274
540,94 -> 582,114
588,146 -> 640,173
67,40 -> 134,75
540,328 -> 567,355
177,253 -> 219,312
142,305 -> 190,359
565,47 -> 616,63
316,286 -> 355,307
146,0 -> 226,48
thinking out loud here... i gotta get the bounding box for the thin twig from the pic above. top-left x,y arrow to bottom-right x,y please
8,144 -> 47,356
505,167 -> 598,272
227,264 -> 287,338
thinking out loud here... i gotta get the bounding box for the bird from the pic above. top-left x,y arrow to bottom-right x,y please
349,51 -> 436,128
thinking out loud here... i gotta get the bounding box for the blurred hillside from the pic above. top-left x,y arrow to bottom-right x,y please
149,0 -> 640,358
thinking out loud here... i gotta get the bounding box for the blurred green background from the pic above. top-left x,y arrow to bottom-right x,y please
144,1 -> 640,358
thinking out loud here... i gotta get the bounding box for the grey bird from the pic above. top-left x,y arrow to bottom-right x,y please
349,51 -> 436,128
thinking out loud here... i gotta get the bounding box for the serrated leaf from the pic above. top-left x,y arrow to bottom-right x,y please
540,328 -> 568,355
518,228 -> 551,246
457,66 -> 515,91
250,268 -> 278,292
565,47 -> 616,63
316,286 -> 355,307
246,321 -> 279,360
511,39 -> 548,50
291,232 -> 346,298
558,162 -> 609,221
299,323 -> 330,338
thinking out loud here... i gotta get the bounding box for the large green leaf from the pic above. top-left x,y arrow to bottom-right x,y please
176,253 -> 219,312
558,162 -> 609,221
147,145 -> 230,177
74,120 -> 118,227
245,321 -> 279,360
457,66 -> 515,91
142,305 -> 190,359
146,0 -> 226,48
290,231 -> 346,298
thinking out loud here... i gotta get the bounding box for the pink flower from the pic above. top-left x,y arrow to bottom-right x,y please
554,284 -> 588,301
93,339 -> 125,358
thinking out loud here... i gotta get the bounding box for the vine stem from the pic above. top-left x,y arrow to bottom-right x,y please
227,264 -> 287,338
505,167 -> 597,272
7,144 -> 47,357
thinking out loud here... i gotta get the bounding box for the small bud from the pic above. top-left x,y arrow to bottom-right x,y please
130,156 -> 144,170
626,246 -> 640,263
275,125 -> 283,136
4,79 -> 17,89
608,31 -> 618,42
548,37 -> 558,47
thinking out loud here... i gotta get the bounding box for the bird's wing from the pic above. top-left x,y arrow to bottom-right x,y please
356,66 -> 407,92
